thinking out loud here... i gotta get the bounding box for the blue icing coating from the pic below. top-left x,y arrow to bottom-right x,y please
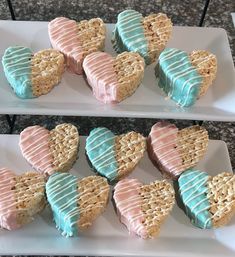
46,172 -> 79,237
178,169 -> 212,229
157,48 -> 203,107
113,10 -> 150,64
86,127 -> 118,181
2,46 -> 34,99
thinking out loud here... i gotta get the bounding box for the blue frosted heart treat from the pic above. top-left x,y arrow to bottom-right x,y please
2,46 -> 65,98
178,169 -> 235,229
46,173 -> 110,237
86,127 -> 146,181
156,48 -> 217,107
112,10 -> 172,65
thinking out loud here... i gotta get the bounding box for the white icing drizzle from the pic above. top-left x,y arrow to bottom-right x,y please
151,123 -> 178,145
179,170 -> 211,228
47,174 -> 109,233
179,171 -> 206,192
204,175 -> 235,227
118,12 -> 141,23
181,81 -> 202,106
168,66 -> 197,91
2,47 -> 34,91
159,48 -> 178,62
149,123 -> 181,176
19,126 -> 54,175
83,52 -> 119,103
115,11 -> 148,55
0,168 -> 44,229
49,18 -> 81,53
91,145 -> 114,164
183,177 -> 208,205
159,49 -> 214,106
114,179 -> 147,237
87,136 -> 116,154
85,127 -> 107,146
84,51 -> 141,90
192,54 -> 215,67
150,124 -> 206,176
204,200 -> 235,227
0,182 -> 45,211
48,17 -> 84,74
163,56 -> 189,73
87,129 -> 145,178
117,12 -> 171,56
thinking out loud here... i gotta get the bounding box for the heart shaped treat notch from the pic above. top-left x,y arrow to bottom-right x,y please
178,169 -> 235,228
2,46 -> 65,99
83,51 -> 145,103
46,173 -> 110,237
113,178 -> 175,239
148,121 -> 208,179
86,127 -> 146,182
112,9 -> 172,65
19,123 -> 79,176
0,168 -> 46,230
48,17 -> 105,74
156,48 -> 217,107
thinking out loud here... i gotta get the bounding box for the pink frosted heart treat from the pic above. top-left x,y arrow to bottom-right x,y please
48,17 -> 105,74
19,123 -> 79,176
113,178 -> 175,239
147,121 -> 208,179
83,51 -> 145,103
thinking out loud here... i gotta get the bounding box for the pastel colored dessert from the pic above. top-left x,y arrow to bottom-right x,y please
46,173 -> 110,237
86,127 -> 146,181
147,121 -> 208,179
0,168 -> 46,230
19,123 -> 79,176
156,48 -> 217,107
113,178 -> 175,239
2,46 -> 64,99
48,17 -> 105,74
83,51 -> 145,103
112,9 -> 172,65
178,169 -> 235,228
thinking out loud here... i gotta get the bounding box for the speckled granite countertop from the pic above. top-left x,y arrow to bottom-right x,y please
0,1 -> 234,256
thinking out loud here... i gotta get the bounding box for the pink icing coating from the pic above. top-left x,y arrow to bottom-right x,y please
19,126 -> 54,175
48,17 -> 83,74
148,121 -> 182,178
83,52 -> 119,104
0,168 -> 20,230
113,178 -> 147,238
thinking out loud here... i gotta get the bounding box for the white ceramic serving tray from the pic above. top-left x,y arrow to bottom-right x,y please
0,135 -> 234,257
0,20 -> 235,121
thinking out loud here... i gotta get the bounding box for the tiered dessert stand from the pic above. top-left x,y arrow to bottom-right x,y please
0,1 -> 234,257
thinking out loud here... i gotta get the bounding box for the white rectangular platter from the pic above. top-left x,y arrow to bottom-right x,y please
0,135 -> 234,257
0,20 -> 235,121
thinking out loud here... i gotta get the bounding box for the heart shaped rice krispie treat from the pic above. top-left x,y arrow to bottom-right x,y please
178,169 -> 235,228
48,17 -> 105,74
86,127 -> 146,182
2,46 -> 65,99
19,123 -> 79,176
113,178 -> 175,239
148,121 -> 208,179
83,51 -> 145,103
156,48 -> 217,107
112,9 -> 172,65
0,168 -> 46,230
46,173 -> 110,237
